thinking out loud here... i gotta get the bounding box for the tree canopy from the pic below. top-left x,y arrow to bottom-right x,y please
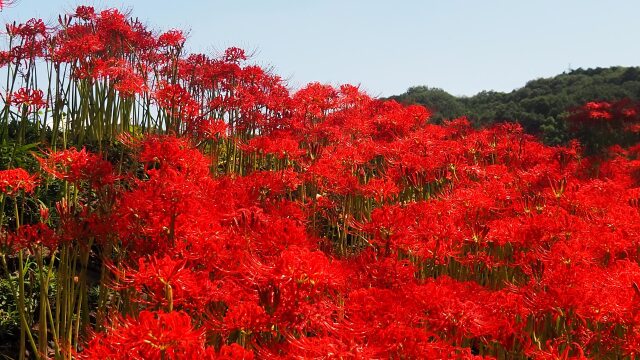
390,66 -> 640,144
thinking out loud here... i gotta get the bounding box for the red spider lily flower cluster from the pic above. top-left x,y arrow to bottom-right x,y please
58,101 -> 640,358
35,147 -> 116,188
569,100 -> 639,124
8,87 -> 46,111
3,4 -> 640,360
81,311 -> 221,359
567,99 -> 640,151
0,168 -> 37,196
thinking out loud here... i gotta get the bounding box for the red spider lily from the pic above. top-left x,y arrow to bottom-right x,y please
243,131 -> 305,160
39,204 -> 49,222
35,147 -> 116,188
5,3 -> 640,358
95,9 -> 138,50
1,223 -> 57,252
52,198 -> 105,245
53,7 -> 156,66
272,334 -> 380,359
9,88 -> 46,111
6,18 -> 47,38
344,250 -> 419,289
53,23 -> 104,63
198,118 -> 228,140
568,100 -> 640,127
221,301 -> 271,335
74,6 -> 96,20
359,177 -> 399,201
235,245 -> 345,336
224,47 -> 247,63
115,135 -> 223,255
231,170 -> 303,200
154,82 -> 193,110
4,18 -> 49,62
371,100 -> 431,141
218,343 -> 255,359
137,135 -> 211,178
154,81 -> 200,126
81,311 -> 213,359
583,101 -> 613,120
117,255 -> 214,310
566,100 -> 640,151
157,29 -> 185,47
91,58 -> 147,96
0,168 -> 37,196
291,82 -> 339,122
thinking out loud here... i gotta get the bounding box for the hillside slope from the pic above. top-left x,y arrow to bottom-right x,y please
390,66 -> 640,144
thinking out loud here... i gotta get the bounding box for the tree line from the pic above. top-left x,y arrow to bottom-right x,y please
389,66 -> 640,144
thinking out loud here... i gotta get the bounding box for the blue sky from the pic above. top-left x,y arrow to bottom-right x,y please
4,0 -> 639,97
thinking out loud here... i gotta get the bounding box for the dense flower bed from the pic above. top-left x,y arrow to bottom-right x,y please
2,4 -> 640,359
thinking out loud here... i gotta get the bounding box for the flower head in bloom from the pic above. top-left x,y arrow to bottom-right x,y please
6,18 -> 46,38
81,311 -> 213,359
584,101 -> 613,120
0,168 -> 37,196
117,255 -> 213,310
2,223 -> 56,252
35,148 -> 116,188
222,302 -> 270,335
9,88 -> 46,111
158,29 -> 185,47
154,81 -> 200,122
198,118 -> 228,140
74,6 -> 96,20
137,135 -> 211,178
90,58 -> 147,96
223,47 -> 247,63
218,344 -> 255,359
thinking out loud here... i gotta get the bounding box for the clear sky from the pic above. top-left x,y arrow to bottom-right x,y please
3,0 -> 639,97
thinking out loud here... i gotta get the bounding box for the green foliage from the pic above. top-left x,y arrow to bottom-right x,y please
389,86 -> 467,124
0,262 -> 57,343
0,276 -> 20,339
391,66 -> 640,144
0,141 -> 41,171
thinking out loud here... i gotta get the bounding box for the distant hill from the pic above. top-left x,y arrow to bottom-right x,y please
389,66 -> 640,144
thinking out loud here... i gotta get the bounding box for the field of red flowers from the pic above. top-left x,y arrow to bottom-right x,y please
2,5 -> 640,360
